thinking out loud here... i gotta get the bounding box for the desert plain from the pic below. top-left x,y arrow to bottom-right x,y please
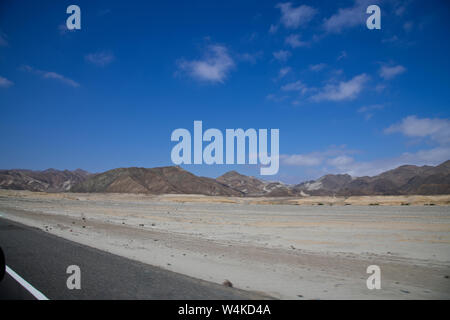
0,189 -> 449,299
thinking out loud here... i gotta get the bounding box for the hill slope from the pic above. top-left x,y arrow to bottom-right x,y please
0,168 -> 90,192
71,166 -> 243,196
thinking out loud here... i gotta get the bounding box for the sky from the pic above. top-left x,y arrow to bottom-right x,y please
0,0 -> 449,184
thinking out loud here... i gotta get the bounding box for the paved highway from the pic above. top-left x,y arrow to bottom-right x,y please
0,218 -> 265,300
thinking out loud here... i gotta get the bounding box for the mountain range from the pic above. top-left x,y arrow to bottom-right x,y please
1,160 -> 449,196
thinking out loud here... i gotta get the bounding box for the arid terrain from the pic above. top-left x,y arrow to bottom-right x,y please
0,189 -> 449,299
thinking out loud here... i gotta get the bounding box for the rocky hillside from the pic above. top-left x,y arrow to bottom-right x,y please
1,160 -> 449,196
70,166 -> 243,196
216,171 -> 287,195
0,168 -> 90,192
294,160 -> 450,196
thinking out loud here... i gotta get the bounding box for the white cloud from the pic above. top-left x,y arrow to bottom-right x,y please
329,116 -> 450,176
282,116 -> 450,178
329,147 -> 450,177
283,146 -> 450,178
276,3 -> 317,29
281,146 -> 355,167
278,67 -> 291,78
327,155 -> 354,167
358,104 -> 384,113
273,50 -> 291,62
178,45 -> 235,83
309,63 -> 326,72
358,104 -> 384,120
379,65 -> 406,80
310,73 -> 369,102
385,116 -> 450,145
237,52 -> 262,64
85,51 -> 115,67
281,80 -> 305,92
285,34 -> 308,48
20,65 -> 80,88
281,154 -> 323,166
0,76 -> 14,88
323,0 -> 371,33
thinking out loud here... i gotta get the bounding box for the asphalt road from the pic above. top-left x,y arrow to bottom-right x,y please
0,218 -> 264,300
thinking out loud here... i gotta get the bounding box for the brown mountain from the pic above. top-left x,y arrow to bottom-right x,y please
70,166 -> 243,196
217,170 -> 293,196
295,160 -> 450,196
1,160 -> 449,196
293,174 -> 352,196
0,168 -> 90,192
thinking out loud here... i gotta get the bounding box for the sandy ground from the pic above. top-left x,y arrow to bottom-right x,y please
0,190 -> 449,299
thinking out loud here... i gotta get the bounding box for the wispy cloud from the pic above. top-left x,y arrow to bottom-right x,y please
358,104 -> 384,120
328,148 -> 450,177
0,76 -> 14,88
309,63 -> 326,72
282,153 -> 323,166
323,0 -> 371,33
237,52 -> 262,64
278,67 -> 291,79
273,50 -> 291,62
20,65 -> 80,88
285,116 -> 450,177
281,146 -> 355,167
310,73 -> 369,102
177,45 -> 235,83
85,51 -> 115,67
379,65 -> 406,80
385,116 -> 450,145
285,34 -> 308,48
0,31 -> 9,47
276,3 -> 317,29
281,80 -> 306,92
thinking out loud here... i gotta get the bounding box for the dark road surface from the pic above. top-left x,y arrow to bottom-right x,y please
0,218 -> 265,300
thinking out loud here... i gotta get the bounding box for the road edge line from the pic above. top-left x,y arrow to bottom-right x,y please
5,265 -> 49,300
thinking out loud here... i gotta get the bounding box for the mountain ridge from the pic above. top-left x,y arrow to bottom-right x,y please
1,160 -> 449,196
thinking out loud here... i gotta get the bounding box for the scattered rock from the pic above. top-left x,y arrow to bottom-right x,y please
400,290 -> 410,294
222,280 -> 233,287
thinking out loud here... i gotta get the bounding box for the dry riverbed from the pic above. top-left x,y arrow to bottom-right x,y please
0,190 -> 449,299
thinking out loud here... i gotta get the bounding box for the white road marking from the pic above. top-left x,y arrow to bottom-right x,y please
5,266 -> 49,300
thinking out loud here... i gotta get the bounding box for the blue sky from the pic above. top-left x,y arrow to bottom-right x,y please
0,0 -> 449,183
